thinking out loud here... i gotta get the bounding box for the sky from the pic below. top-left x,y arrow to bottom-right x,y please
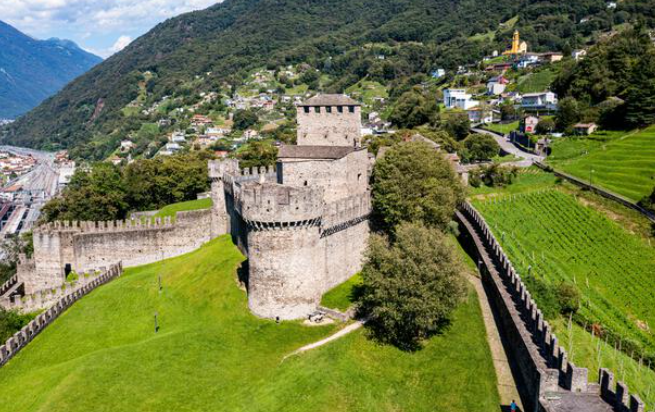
1,0 -> 221,58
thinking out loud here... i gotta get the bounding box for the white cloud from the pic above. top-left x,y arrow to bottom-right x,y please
1,0 -> 220,56
109,35 -> 132,54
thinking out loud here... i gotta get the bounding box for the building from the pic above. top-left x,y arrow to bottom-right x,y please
522,116 -> 540,134
467,107 -> 497,124
521,92 -> 558,111
542,52 -> 564,63
487,76 -> 509,95
573,123 -> 598,135
443,89 -> 479,110
15,95 -> 372,321
431,68 -> 446,79
170,132 -> 186,143
503,30 -> 528,56
572,49 -> 587,61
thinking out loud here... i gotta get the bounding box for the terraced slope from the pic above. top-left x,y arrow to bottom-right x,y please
548,127 -> 655,201
0,235 -> 499,412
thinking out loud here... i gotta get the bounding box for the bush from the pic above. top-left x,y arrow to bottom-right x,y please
357,222 -> 467,350
557,282 -> 581,315
470,164 -> 518,188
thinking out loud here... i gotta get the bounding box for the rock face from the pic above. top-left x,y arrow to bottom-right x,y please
0,20 -> 101,119
8,95 -> 372,320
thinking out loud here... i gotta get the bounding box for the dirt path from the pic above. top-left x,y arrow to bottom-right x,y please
282,321 -> 364,361
467,274 -> 523,410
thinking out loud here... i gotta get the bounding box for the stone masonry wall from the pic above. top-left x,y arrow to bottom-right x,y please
296,106 -> 362,147
0,263 -> 123,368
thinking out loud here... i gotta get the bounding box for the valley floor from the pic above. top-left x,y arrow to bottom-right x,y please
0,236 -> 500,412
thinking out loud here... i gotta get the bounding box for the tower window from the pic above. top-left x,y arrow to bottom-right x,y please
326,106 -> 332,113
348,106 -> 355,113
337,106 -> 343,113
314,106 -> 320,113
303,107 -> 310,113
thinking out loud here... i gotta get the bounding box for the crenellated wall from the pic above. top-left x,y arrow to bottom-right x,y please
0,263 -> 123,368
27,209 -> 215,294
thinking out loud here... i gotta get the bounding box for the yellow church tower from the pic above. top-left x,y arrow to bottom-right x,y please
503,30 -> 528,56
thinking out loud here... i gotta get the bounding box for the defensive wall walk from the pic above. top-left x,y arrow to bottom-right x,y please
456,203 -> 645,412
0,263 -> 123,368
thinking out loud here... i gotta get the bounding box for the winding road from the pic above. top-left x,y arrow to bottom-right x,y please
472,127 -> 544,167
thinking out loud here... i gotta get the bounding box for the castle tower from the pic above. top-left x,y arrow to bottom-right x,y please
296,94 -> 362,147
208,159 -> 238,239
512,30 -> 520,54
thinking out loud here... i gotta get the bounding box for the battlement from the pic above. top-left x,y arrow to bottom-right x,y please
236,183 -> 324,225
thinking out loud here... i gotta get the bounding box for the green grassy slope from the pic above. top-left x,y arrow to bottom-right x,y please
154,197 -> 213,219
0,236 -> 499,412
320,274 -> 362,311
547,127 -> 655,201
517,69 -> 554,93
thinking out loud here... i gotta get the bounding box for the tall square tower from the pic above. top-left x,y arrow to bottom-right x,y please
296,94 -> 362,147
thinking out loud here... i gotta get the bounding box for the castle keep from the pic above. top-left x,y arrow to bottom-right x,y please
1,95 -> 371,320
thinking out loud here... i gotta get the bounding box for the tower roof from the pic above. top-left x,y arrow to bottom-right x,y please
298,94 -> 360,107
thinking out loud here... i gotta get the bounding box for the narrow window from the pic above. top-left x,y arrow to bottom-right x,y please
314,106 -> 320,113
337,106 -> 343,113
326,106 -> 332,113
303,106 -> 310,113
304,181 -> 308,186
348,106 -> 355,113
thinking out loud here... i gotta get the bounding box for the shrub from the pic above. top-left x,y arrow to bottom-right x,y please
557,282 -> 581,315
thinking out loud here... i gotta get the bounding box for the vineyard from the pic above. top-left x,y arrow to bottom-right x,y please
547,127 -> 655,201
473,188 -> 655,403
473,189 -> 655,352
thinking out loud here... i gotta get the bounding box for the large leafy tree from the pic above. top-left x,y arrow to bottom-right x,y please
388,87 -> 438,129
372,141 -> 464,233
461,133 -> 500,162
357,221 -> 467,350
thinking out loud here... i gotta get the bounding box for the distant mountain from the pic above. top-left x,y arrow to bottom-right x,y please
0,20 -> 102,119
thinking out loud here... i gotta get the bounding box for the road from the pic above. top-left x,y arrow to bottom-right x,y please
471,127 -> 544,167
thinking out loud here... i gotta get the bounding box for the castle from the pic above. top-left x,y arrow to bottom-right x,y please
0,95 -> 372,320
503,30 -> 528,56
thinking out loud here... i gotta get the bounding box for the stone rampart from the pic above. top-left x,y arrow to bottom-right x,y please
0,263 -> 122,368
457,203 -> 584,411
28,209 -> 213,292
599,368 -> 646,412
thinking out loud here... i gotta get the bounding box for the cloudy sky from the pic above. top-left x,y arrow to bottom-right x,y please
1,0 -> 221,58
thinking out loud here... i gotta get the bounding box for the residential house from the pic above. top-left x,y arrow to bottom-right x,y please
521,116 -> 540,133
243,129 -> 260,140
486,62 -> 513,72
207,127 -> 231,138
573,123 -> 598,135
572,49 -> 587,61
170,132 -> 186,143
487,76 -> 509,95
158,118 -> 172,128
521,92 -> 558,110
165,142 -> 182,152
517,54 -> 540,69
466,107 -> 498,124
431,68 -> 446,79
542,52 -> 564,63
120,140 -> 135,152
443,89 -> 478,110
191,114 -> 214,128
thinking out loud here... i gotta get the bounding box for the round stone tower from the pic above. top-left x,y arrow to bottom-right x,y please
238,183 -> 325,320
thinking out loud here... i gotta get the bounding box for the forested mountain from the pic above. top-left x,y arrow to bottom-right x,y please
2,0 -> 654,157
0,21 -> 102,119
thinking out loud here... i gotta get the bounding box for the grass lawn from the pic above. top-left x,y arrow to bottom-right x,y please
0,236 -> 500,412
547,127 -> 655,201
471,175 -> 655,405
469,167 -> 558,197
484,121 -> 519,135
320,274 -> 362,311
154,198 -> 213,219
345,81 -> 388,106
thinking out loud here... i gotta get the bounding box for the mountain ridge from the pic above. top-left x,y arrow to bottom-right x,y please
0,20 -> 102,119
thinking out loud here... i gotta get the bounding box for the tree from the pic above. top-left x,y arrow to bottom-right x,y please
388,87 -> 438,129
557,282 -> 581,315
500,101 -> 518,121
438,111 -> 470,140
237,141 -> 279,169
233,109 -> 259,130
555,97 -> 580,132
535,117 -> 555,135
624,50 -> 655,127
372,142 -> 464,233
461,133 -> 500,162
357,222 -> 467,350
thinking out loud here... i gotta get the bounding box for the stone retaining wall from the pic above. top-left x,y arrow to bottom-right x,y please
0,262 -> 123,368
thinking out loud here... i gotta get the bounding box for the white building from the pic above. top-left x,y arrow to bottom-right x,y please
466,107 -> 497,124
486,77 -> 509,95
572,49 -> 587,61
443,89 -> 478,110
170,132 -> 186,143
521,92 -> 558,110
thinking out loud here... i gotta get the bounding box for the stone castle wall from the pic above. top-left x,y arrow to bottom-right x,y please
296,105 -> 362,147
26,210 -> 213,294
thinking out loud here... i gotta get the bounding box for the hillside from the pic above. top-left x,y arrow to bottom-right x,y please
0,21 -> 101,119
1,0 -> 648,158
0,236 -> 499,412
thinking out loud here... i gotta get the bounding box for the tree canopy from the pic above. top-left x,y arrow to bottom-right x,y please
357,221 -> 467,350
372,141 -> 464,234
